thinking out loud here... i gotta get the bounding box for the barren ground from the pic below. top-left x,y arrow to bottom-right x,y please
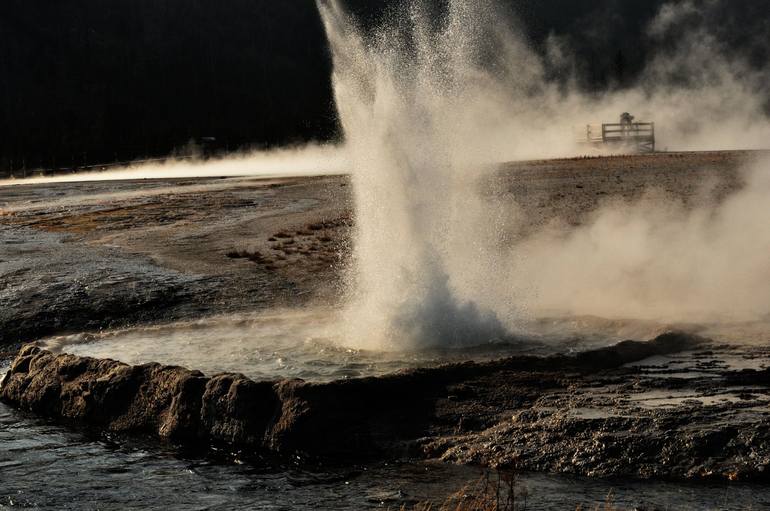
0,151 -> 753,350
2,150 -> 769,483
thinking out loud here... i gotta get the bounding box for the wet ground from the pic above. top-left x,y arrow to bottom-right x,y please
4,397 -> 769,511
0,151 -> 757,353
2,151 -> 770,508
0,175 -> 352,354
2,346 -> 770,510
421,341 -> 770,481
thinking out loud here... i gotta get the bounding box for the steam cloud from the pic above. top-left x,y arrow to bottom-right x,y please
509,158 -> 770,324
0,144 -> 347,187
318,0 -> 770,349
8,1 -> 767,351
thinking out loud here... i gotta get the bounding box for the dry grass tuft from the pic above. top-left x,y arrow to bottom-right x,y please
402,471 -> 529,511
402,473 -> 630,511
225,248 -> 269,264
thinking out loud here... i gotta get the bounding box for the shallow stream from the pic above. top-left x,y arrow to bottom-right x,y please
2,398 -> 769,510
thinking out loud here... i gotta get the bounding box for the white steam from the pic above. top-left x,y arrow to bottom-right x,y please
0,144 -> 347,187
510,158 -> 770,324
318,0 -> 770,349
319,0 -> 514,349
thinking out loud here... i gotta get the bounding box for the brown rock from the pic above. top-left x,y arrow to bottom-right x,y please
0,332 -> 708,463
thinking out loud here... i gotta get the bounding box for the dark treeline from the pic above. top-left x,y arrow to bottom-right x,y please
1,0 -> 768,175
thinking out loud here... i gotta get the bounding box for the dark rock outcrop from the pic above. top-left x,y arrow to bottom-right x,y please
0,344 -> 450,457
1,332 -> 716,468
724,367 -> 770,386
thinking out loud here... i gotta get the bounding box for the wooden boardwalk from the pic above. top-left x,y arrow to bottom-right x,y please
578,122 -> 655,152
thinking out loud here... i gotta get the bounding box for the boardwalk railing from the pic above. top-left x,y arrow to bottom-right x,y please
577,122 -> 655,153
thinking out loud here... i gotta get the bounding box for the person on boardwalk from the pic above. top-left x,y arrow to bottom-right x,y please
620,112 -> 635,136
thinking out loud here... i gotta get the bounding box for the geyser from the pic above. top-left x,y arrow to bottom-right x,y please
318,0 -> 770,350
318,0 -> 516,349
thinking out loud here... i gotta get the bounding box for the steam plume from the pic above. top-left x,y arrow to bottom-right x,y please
318,0 -> 770,349
0,144 -> 346,187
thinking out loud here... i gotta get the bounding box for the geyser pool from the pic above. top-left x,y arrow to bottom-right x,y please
38,308 -> 548,382
39,306 -> 739,382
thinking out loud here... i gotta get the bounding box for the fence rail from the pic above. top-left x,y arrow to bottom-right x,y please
577,122 -> 655,153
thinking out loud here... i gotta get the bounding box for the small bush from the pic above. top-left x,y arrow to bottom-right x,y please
226,248 -> 266,264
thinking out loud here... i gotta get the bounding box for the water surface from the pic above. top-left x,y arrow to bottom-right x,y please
3,400 -> 770,510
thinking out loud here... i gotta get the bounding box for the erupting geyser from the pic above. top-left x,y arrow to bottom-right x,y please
318,0 -> 770,350
318,0 -> 518,349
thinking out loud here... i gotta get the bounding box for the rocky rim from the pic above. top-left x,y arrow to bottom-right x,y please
3,332 -> 769,482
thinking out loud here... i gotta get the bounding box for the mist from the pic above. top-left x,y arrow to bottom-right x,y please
0,144 -> 347,188
509,155 -> 770,325
5,0 -> 767,350
317,0 -> 770,349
